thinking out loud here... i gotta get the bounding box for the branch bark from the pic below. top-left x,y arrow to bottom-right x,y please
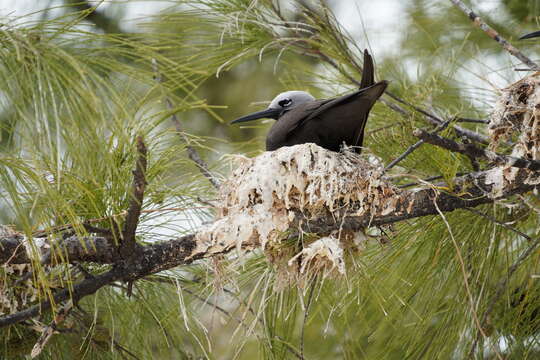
1,166 -> 535,265
0,234 -> 197,328
449,0 -> 540,70
120,136 -> 147,258
0,156 -> 536,328
414,129 -> 540,171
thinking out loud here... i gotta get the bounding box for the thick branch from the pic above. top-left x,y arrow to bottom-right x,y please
1,236 -> 116,265
302,170 -> 534,233
0,164 -> 535,328
2,165 -> 535,267
1,145 -> 537,328
0,234 -> 197,328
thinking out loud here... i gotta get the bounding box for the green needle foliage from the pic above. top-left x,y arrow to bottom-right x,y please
1,0 -> 540,359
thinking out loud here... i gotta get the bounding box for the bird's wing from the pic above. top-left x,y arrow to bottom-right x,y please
270,49 -> 386,151
351,82 -> 387,148
269,98 -> 332,141
273,81 -> 387,151
285,49 -> 378,136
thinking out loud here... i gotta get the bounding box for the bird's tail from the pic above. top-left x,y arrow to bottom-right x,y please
359,49 -> 375,89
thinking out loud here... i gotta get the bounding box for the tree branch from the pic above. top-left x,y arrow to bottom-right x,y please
64,0 -> 123,34
0,158 -> 535,328
0,234 -> 198,328
120,136 -> 147,258
151,59 -> 220,189
413,129 -> 540,171
385,120 -> 451,171
449,0 -> 540,70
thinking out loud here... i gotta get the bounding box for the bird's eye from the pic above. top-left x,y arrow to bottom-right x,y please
278,99 -> 292,107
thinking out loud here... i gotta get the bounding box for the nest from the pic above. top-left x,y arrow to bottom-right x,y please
0,226 -> 37,316
487,73 -> 540,195
490,72 -> 540,160
193,144 -> 400,278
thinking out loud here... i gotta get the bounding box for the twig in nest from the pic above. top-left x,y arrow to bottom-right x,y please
397,172 -> 468,188
449,0 -> 540,70
151,58 -> 220,189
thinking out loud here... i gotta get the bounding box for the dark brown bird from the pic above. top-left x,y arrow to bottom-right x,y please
230,50 -> 388,153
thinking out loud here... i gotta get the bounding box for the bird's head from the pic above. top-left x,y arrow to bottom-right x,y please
230,91 -> 315,124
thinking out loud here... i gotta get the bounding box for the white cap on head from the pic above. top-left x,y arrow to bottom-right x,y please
268,91 -> 315,110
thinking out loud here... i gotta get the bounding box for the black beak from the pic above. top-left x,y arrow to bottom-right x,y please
519,31 -> 540,40
230,108 -> 281,124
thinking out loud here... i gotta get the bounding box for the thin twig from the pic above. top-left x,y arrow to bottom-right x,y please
397,172 -> 468,188
414,129 -> 540,170
30,301 -> 74,358
386,92 -> 490,144
465,208 -> 532,242
385,120 -> 451,172
151,58 -> 220,189
366,123 -> 398,135
384,139 -> 425,171
121,136 -> 147,259
469,236 -> 540,357
3,241 -> 23,266
455,118 -> 489,124
449,0 -> 540,70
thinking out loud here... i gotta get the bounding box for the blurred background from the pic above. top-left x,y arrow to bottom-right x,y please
2,1 -> 540,359
2,0 -> 539,158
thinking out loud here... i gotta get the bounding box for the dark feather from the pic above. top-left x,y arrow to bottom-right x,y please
266,81 -> 387,152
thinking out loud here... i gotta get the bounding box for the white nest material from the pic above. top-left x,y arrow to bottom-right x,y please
487,74 -> 540,196
288,236 -> 345,276
190,144 -> 399,263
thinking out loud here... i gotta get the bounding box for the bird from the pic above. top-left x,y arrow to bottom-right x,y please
230,49 -> 388,153
519,31 -> 540,40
